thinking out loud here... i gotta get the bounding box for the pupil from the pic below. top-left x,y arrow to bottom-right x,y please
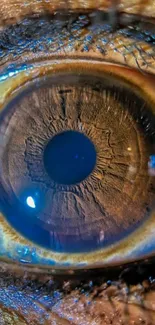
43,130 -> 97,185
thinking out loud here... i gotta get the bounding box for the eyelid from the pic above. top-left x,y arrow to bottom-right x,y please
0,14 -> 155,76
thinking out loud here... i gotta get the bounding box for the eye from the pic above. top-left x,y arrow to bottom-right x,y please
0,12 -> 155,272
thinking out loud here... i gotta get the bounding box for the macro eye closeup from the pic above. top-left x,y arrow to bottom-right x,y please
1,1 -> 155,324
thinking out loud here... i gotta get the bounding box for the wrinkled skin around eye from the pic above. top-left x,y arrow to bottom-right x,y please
1,1 -> 155,325
1,262 -> 155,324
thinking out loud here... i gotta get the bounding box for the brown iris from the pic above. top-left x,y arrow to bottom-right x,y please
0,73 -> 155,253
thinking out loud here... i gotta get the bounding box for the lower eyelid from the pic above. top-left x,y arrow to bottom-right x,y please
0,263 -> 154,325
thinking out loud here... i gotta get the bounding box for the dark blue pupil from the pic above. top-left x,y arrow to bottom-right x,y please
43,130 -> 96,185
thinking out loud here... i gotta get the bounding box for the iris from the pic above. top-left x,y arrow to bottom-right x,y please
1,73 -> 155,254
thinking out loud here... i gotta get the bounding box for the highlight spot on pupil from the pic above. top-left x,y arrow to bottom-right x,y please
26,196 -> 36,208
43,130 -> 97,185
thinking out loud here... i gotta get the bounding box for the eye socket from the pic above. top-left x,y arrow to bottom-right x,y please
0,60 -> 155,270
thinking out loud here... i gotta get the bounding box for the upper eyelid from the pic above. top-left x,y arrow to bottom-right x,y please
0,14 -> 155,75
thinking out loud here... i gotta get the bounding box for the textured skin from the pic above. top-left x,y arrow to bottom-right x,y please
0,262 -> 155,324
0,1 -> 155,324
0,13 -> 155,75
